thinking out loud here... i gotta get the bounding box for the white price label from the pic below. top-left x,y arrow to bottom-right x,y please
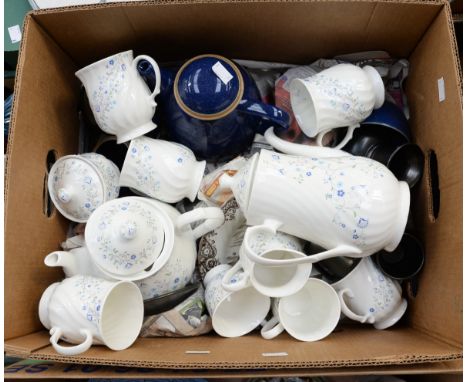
212,61 -> 234,85
437,77 -> 446,102
8,25 -> 22,44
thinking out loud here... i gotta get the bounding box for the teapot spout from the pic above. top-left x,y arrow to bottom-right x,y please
44,251 -> 78,278
264,127 -> 351,158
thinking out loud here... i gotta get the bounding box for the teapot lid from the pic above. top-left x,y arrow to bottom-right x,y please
174,54 -> 244,121
85,197 -> 167,277
48,155 -> 106,223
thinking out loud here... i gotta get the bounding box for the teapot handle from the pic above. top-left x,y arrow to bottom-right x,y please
237,99 -> 290,131
264,127 -> 352,158
316,124 -> 359,150
50,327 -> 93,356
337,289 -> 375,324
133,55 -> 161,104
176,207 -> 225,240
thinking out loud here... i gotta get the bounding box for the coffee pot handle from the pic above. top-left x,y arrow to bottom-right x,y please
221,261 -> 251,292
133,55 -> 161,103
49,327 -> 93,356
337,289 -> 375,324
261,316 -> 284,340
237,99 -> 290,131
316,124 -> 359,150
176,207 -> 225,239
264,127 -> 352,158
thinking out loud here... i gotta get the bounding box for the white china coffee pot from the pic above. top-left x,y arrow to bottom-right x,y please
220,134 -> 410,265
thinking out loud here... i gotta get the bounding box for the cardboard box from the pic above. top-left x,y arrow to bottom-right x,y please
3,359 -> 463,379
4,0 -> 462,374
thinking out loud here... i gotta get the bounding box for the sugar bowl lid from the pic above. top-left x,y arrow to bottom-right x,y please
85,197 -> 169,278
48,155 -> 106,223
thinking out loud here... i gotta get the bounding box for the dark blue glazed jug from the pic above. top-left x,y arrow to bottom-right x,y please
137,54 -> 289,161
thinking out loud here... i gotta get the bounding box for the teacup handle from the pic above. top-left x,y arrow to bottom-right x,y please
133,55 -> 161,103
337,289 -> 375,324
261,317 -> 284,340
316,124 -> 359,150
176,207 -> 225,239
221,261 -> 251,292
50,327 -> 93,356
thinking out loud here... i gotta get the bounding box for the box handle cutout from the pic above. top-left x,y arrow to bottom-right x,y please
43,150 -> 57,218
427,150 -> 440,221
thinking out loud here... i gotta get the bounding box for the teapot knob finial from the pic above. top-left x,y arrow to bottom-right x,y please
58,188 -> 72,203
119,221 -> 137,241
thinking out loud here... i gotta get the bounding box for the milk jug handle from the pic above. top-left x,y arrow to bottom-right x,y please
50,327 -> 93,356
261,316 -> 284,340
338,289 -> 375,324
316,124 -> 359,150
133,55 -> 161,101
221,261 -> 250,292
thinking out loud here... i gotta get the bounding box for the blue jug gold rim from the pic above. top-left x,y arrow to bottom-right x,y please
173,54 -> 245,121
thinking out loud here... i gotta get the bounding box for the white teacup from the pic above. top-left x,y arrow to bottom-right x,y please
76,50 -> 161,143
39,275 -> 144,355
331,256 -> 407,330
290,64 -> 385,149
221,226 -> 311,298
204,264 -> 270,338
261,278 -> 341,342
120,136 -> 206,203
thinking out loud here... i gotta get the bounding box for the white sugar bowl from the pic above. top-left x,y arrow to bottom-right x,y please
48,153 -> 120,223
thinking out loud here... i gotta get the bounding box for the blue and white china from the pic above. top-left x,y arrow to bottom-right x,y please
39,275 -> 143,355
76,50 -> 161,143
119,136 -> 206,203
331,257 -> 407,329
48,153 -> 120,223
221,225 -> 310,298
135,199 -> 224,300
221,143 -> 410,264
138,54 -> 290,161
85,197 -> 224,281
44,246 -> 111,280
203,264 -> 270,338
290,63 -> 385,149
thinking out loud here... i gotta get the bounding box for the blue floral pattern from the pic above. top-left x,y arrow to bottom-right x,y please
74,276 -> 106,324
90,54 -> 128,132
82,153 -> 120,200
91,199 -> 164,274
50,156 -> 104,221
123,137 -> 195,200
303,71 -> 372,124
260,152 -> 387,248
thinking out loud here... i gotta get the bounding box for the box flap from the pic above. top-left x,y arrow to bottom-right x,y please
6,328 -> 461,370
31,1 -> 441,67
3,359 -> 463,379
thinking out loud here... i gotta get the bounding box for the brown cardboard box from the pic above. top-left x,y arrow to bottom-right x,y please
4,0 -> 462,375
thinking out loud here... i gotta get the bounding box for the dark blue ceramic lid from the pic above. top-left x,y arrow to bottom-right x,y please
174,55 -> 243,120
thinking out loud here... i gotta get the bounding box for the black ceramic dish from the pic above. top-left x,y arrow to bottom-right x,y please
143,283 -> 200,316
374,233 -> 425,280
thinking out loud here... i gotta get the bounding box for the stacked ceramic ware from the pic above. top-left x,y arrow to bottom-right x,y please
39,51 -> 424,355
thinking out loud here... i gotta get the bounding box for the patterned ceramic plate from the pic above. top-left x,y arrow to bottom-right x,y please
197,198 -> 247,279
